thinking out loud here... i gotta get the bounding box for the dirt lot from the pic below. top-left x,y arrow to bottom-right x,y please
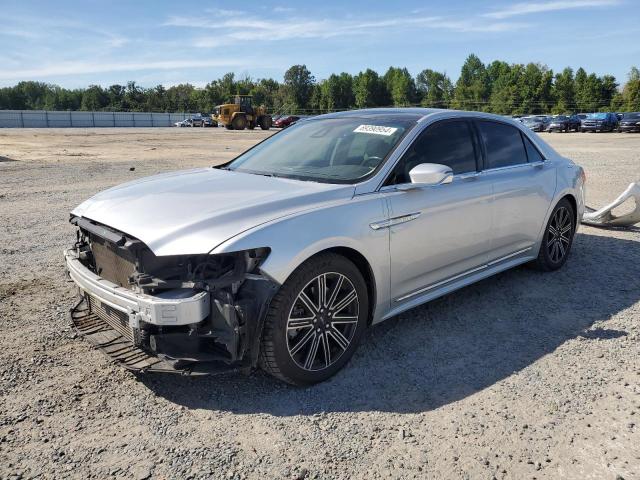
1,127 -> 639,480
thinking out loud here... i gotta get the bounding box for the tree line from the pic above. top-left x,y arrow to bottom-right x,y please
1,54 -> 639,115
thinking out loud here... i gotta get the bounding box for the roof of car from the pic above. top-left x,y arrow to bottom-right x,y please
316,108 -> 444,122
312,108 -> 536,125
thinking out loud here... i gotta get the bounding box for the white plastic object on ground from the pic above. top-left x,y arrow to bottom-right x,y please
582,182 -> 640,228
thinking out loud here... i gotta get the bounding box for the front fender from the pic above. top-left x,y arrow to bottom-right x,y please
211,194 -> 391,322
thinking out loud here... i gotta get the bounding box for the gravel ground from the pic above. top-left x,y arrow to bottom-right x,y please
0,128 -> 639,480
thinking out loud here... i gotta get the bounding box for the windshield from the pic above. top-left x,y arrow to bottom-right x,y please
552,116 -> 568,121
227,117 -> 414,183
587,113 -> 607,119
623,112 -> 640,119
522,117 -> 539,124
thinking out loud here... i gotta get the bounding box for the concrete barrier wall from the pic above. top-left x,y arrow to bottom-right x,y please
0,110 -> 196,128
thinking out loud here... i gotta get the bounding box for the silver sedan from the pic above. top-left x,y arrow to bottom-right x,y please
65,108 -> 585,385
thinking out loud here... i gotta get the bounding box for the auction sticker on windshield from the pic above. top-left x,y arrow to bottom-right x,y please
353,125 -> 398,136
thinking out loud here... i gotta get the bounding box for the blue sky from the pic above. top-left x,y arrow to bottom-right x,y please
1,0 -> 638,88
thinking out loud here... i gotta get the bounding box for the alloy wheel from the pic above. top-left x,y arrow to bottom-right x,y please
546,206 -> 572,263
286,272 -> 359,372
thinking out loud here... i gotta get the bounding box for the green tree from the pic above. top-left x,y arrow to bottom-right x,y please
600,75 -> 618,110
517,63 -> 554,114
383,67 -> 417,106
453,54 -> 489,110
622,66 -> 640,111
353,69 -> 388,108
486,61 -> 522,114
553,67 -> 575,113
416,69 -> 454,108
319,73 -> 355,111
81,85 -> 108,111
283,64 -> 315,111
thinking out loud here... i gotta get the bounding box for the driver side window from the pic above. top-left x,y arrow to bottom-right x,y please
385,120 -> 478,185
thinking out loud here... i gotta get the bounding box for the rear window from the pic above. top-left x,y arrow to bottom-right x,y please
623,112 -> 640,119
476,121 -> 528,169
523,135 -> 544,162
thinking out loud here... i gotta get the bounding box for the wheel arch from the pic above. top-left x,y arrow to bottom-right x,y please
561,193 -> 578,231
304,246 -> 377,326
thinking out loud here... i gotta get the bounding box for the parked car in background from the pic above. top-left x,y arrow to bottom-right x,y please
174,119 -> 192,127
547,115 -> 581,132
618,112 -> 640,132
581,112 -> 618,132
190,114 -> 204,128
521,116 -> 547,132
273,115 -> 301,128
65,108 -> 585,385
201,117 -> 215,127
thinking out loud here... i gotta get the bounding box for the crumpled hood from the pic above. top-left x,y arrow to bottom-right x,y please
72,167 -> 354,256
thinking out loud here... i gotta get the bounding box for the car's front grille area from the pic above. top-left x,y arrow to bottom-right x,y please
90,235 -> 136,287
87,294 -> 132,341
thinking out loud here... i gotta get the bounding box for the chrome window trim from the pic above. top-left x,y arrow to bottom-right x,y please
481,160 -> 545,175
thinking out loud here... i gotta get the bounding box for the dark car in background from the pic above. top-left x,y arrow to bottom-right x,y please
618,112 -> 640,132
201,117 -> 215,127
273,115 -> 301,128
581,112 -> 618,132
547,115 -> 581,132
521,116 -> 548,132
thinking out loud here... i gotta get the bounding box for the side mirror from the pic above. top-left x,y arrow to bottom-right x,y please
397,163 -> 454,190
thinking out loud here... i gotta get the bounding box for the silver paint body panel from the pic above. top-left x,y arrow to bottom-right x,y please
71,108 -> 585,325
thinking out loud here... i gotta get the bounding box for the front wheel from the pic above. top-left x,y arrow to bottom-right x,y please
259,253 -> 368,385
531,198 -> 575,271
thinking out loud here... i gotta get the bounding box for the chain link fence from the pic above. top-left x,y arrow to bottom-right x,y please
0,110 -> 198,128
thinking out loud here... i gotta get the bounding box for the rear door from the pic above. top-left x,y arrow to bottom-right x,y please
474,120 -> 556,262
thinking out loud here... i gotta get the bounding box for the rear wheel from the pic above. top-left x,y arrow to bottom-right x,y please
259,253 -> 368,385
532,198 -> 575,271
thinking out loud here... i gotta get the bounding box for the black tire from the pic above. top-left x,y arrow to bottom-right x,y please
259,253 -> 369,386
531,198 -> 575,271
259,116 -> 272,130
231,115 -> 246,130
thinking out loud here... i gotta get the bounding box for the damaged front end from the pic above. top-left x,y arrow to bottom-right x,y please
65,216 -> 278,375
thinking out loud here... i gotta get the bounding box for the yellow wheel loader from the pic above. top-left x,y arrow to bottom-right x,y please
212,95 -> 272,130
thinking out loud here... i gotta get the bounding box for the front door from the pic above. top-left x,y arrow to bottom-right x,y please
382,119 -> 493,303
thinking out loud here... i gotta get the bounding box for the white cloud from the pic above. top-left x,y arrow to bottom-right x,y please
165,13 -> 527,47
483,0 -> 621,19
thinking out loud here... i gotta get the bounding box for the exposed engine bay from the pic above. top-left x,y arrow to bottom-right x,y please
67,216 -> 278,374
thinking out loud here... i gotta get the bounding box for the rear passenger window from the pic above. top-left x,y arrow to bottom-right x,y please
522,135 -> 544,162
477,121 -> 528,169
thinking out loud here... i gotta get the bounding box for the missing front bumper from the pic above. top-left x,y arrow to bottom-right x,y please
69,297 -> 238,375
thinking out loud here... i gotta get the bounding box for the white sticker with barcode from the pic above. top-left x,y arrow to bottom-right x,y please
353,124 -> 398,136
